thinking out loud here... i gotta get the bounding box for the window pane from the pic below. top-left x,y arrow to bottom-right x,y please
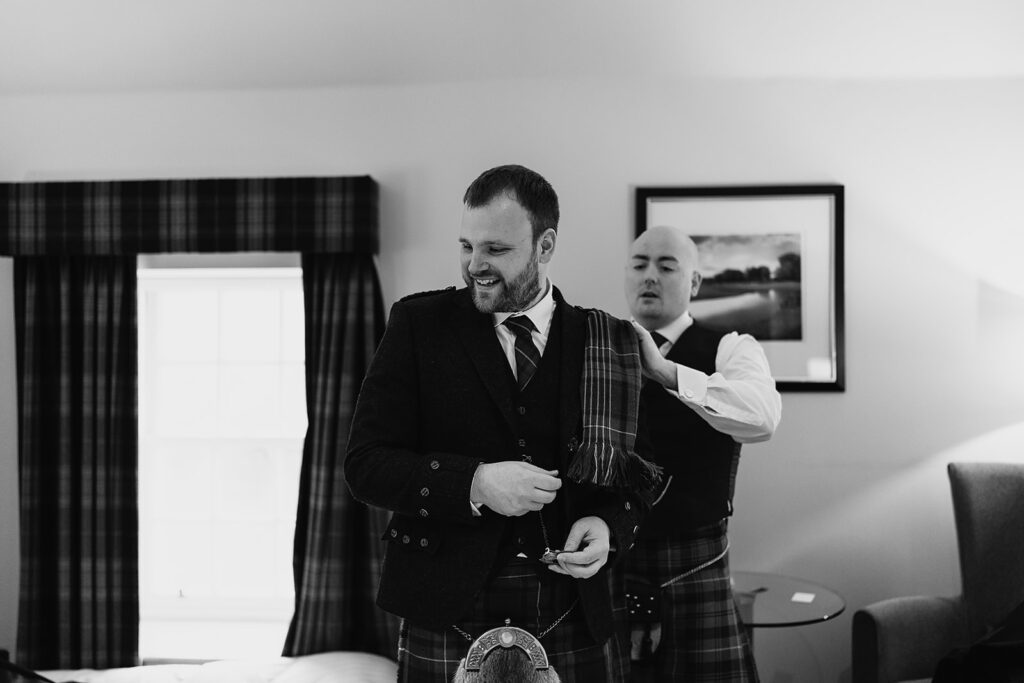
281,363 -> 308,436
138,264 -> 304,661
154,365 -> 219,437
149,521 -> 216,598
153,291 -> 219,362
221,288 -> 281,362
219,365 -> 280,437
148,444 -> 215,522
282,289 -> 305,363
213,522 -> 277,598
213,446 -> 277,522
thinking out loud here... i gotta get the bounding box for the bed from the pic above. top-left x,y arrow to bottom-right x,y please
37,651 -> 397,683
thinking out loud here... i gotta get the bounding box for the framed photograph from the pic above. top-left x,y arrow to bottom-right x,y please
635,185 -> 844,391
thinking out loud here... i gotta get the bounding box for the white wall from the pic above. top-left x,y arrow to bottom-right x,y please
2,78 -> 1024,680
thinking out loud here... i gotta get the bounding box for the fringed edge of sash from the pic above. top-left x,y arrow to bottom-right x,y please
568,441 -> 663,492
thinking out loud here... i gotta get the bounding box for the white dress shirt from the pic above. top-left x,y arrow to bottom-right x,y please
492,280 -> 556,379
648,312 -> 782,443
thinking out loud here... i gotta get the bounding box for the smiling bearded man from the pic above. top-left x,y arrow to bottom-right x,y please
346,164 -> 652,683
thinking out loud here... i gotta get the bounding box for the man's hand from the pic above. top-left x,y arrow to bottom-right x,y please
471,461 -> 561,517
631,321 -> 677,390
547,516 -> 610,579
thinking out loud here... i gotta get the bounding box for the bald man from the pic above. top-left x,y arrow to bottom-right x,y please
623,225 -> 782,682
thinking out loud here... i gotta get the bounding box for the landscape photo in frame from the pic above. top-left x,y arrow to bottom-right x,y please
690,233 -> 803,341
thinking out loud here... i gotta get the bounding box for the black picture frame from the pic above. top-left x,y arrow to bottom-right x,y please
635,184 -> 844,392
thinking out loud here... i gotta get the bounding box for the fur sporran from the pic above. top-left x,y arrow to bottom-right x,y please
453,625 -> 561,683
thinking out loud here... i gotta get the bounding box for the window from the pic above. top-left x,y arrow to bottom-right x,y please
137,254 -> 305,661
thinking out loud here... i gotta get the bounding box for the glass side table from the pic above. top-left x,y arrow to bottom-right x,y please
732,570 -> 846,628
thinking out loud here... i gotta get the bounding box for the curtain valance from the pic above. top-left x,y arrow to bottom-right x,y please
0,175 -> 378,256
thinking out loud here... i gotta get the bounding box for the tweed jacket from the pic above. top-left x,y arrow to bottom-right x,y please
345,286 -> 646,643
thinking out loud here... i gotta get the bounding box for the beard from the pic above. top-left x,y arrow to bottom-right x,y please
466,252 -> 542,314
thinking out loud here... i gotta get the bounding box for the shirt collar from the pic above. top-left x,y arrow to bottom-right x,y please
654,311 -> 693,347
493,279 -> 555,333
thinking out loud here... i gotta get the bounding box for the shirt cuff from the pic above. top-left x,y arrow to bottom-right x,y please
675,363 -> 709,404
469,463 -> 483,516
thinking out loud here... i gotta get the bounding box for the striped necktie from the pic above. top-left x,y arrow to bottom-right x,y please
503,315 -> 540,391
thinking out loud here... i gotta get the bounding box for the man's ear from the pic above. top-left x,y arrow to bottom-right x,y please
537,229 -> 557,264
690,271 -> 702,298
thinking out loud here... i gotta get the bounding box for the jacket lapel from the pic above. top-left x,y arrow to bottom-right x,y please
555,288 -> 586,465
450,289 -> 519,429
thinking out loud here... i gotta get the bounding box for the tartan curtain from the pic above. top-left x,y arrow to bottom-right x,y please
283,254 -> 397,657
0,177 -> 378,256
13,256 -> 138,669
1,176 -> 387,668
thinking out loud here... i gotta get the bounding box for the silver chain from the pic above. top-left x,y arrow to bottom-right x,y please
452,598 -> 579,643
659,541 -> 730,589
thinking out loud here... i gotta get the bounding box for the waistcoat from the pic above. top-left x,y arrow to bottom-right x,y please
496,314 -> 566,564
640,321 -> 741,537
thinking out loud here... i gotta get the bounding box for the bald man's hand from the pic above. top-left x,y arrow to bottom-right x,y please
631,321 -> 678,390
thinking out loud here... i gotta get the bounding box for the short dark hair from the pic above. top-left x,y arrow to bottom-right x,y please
463,164 -> 559,241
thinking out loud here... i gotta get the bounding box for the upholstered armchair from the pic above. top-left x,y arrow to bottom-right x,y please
851,461 -> 1024,683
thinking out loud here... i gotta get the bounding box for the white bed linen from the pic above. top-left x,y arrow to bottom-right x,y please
39,652 -> 397,683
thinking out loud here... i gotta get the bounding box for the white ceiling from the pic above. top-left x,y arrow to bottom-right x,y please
2,0 -> 1024,95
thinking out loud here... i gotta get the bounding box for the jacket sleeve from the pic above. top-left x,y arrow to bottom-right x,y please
574,407 -> 653,566
344,301 -> 482,524
590,489 -> 645,566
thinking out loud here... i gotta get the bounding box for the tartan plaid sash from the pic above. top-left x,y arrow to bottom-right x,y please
568,311 -> 662,494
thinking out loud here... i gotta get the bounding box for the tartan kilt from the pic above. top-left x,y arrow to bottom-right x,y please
396,557 -> 629,682
625,523 -> 759,683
